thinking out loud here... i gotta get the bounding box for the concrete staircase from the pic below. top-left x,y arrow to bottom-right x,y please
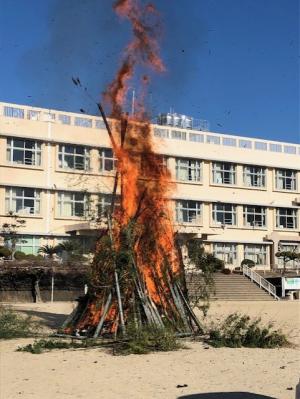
186,272 -> 275,301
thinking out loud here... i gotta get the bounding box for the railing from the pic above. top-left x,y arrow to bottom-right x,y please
242,265 -> 280,300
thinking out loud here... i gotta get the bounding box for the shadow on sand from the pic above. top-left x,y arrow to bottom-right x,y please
17,309 -> 68,329
178,393 -> 278,399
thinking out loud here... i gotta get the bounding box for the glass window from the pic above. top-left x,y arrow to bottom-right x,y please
276,208 -> 297,229
275,169 -> 297,191
277,244 -> 300,269
154,128 -> 169,138
244,245 -> 267,265
7,138 -> 41,166
243,206 -> 266,227
99,148 -> 117,172
27,110 -> 40,120
269,143 -> 282,152
207,135 -> 220,145
95,119 -> 106,129
212,162 -> 236,185
223,137 -> 236,147
239,139 -> 252,149
284,146 -> 296,155
189,133 -> 204,142
58,114 -> 71,125
74,117 -> 92,127
212,203 -> 236,225
4,106 -> 24,119
254,141 -> 267,151
57,192 -> 87,217
98,194 -> 120,217
5,187 -> 40,215
175,200 -> 202,223
175,158 -> 201,182
58,144 -> 90,170
171,130 -> 186,140
213,243 -> 237,264
243,166 -> 266,187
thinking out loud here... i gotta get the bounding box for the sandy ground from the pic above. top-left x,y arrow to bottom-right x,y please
0,301 -> 299,399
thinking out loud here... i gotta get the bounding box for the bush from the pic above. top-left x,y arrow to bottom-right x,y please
222,268 -> 232,275
0,306 -> 39,339
207,313 -> 289,349
113,326 -> 184,355
241,259 -> 255,268
17,339 -> 89,354
14,251 -> 27,260
0,246 -> 12,258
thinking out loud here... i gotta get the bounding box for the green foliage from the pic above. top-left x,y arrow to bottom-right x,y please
14,251 -> 27,260
38,245 -> 59,258
222,268 -> 232,275
207,313 -> 289,349
0,306 -> 39,339
187,240 -> 224,273
241,258 -> 255,268
16,339 -> 95,354
0,246 -> 12,258
113,325 -> 184,355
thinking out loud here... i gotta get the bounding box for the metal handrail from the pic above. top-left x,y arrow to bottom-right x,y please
242,265 -> 280,300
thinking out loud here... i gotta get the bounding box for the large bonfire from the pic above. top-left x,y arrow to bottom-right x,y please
62,0 -> 201,338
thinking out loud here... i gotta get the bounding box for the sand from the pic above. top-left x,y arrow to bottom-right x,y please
0,300 -> 299,399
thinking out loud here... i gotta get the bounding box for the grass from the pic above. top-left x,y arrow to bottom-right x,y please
206,312 -> 289,349
17,339 -> 100,354
0,306 -> 40,339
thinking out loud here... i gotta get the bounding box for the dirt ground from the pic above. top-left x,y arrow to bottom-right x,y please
0,300 -> 299,399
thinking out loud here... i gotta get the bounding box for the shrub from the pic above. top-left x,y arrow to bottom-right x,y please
0,306 -> 39,339
0,246 -> 12,258
241,259 -> 255,268
207,313 -> 289,349
222,268 -> 232,275
14,251 -> 27,260
17,339 -> 87,354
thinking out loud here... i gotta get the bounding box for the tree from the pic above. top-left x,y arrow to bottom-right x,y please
0,212 -> 26,259
241,258 -> 255,268
275,250 -> 299,275
38,245 -> 59,259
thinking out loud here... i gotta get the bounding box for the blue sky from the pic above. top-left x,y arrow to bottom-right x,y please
0,0 -> 299,143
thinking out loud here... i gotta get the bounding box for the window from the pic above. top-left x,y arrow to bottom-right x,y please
27,110 -> 40,120
213,243 -> 237,264
5,187 -> 40,215
176,158 -> 201,182
212,203 -> 236,225
239,139 -> 252,149
4,106 -> 24,119
171,130 -> 186,140
243,206 -> 266,228
5,235 -> 41,255
284,146 -> 296,155
255,141 -> 267,151
244,245 -> 267,265
275,169 -> 297,191
189,133 -> 204,143
7,138 -> 41,166
212,162 -> 236,185
58,114 -> 71,125
154,128 -> 169,139
95,119 -> 106,129
74,117 -> 92,128
276,208 -> 297,229
175,200 -> 202,223
243,166 -> 266,187
207,135 -> 220,145
98,194 -> 120,217
269,143 -> 282,153
57,192 -> 87,217
99,148 -> 117,172
58,145 -> 90,171
277,244 -> 300,269
223,137 -> 236,147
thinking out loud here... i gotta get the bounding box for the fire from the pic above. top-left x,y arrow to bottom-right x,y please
64,0 -> 200,337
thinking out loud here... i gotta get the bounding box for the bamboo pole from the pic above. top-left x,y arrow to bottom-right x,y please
93,292 -> 112,338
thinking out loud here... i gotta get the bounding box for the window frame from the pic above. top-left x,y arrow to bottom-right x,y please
7,138 -> 42,167
212,203 -> 237,226
58,144 -> 90,171
5,187 -> 41,215
57,192 -> 87,218
175,158 -> 202,182
212,162 -> 236,185
99,148 -> 117,172
175,200 -> 202,224
213,243 -> 237,264
243,205 -> 267,228
275,169 -> 297,191
244,244 -> 267,265
276,208 -> 298,229
243,166 -> 266,188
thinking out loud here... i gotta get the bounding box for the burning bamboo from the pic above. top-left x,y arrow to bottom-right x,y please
60,0 -> 202,339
